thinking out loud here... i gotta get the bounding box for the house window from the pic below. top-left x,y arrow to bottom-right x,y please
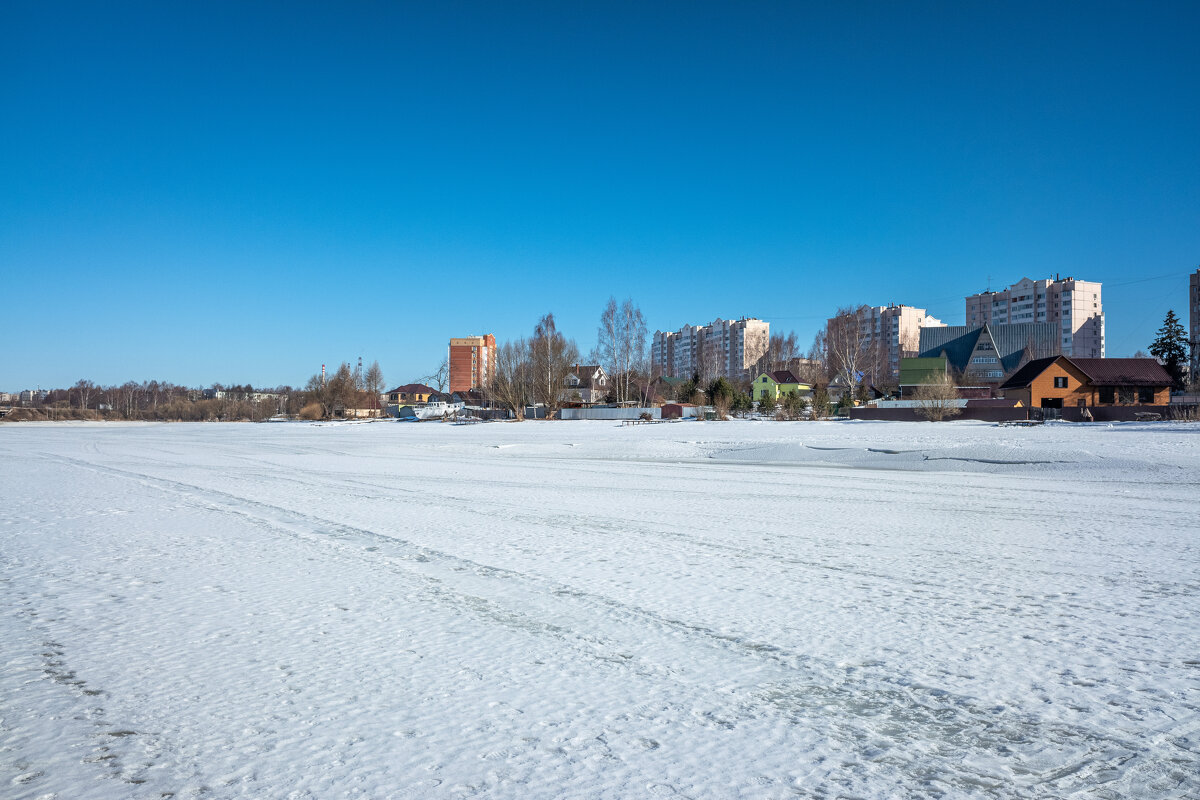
1138,387 -> 1154,404
1118,387 -> 1135,404
1099,387 -> 1115,403
1053,376 -> 1068,388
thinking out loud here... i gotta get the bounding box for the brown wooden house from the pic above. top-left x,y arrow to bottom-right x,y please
1000,357 -> 1171,410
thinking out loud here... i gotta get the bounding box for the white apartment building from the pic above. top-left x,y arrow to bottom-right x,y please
965,276 -> 1104,358
827,304 -> 945,382
651,317 -> 769,381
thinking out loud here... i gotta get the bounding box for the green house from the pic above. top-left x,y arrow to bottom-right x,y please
753,370 -> 812,403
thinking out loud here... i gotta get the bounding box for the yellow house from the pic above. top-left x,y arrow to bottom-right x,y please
385,384 -> 437,404
753,370 -> 811,403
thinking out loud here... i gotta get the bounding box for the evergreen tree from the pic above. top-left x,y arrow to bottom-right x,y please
730,392 -> 753,417
705,376 -> 734,404
1150,310 -> 1189,390
782,391 -> 809,420
811,385 -> 831,418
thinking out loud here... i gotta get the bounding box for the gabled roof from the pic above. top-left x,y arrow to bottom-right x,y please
998,356 -> 1062,390
999,357 -> 1172,390
1069,358 -> 1172,386
763,370 -> 801,384
386,383 -> 437,395
452,389 -> 484,402
919,323 -> 1059,373
567,365 -> 606,390
919,327 -> 983,372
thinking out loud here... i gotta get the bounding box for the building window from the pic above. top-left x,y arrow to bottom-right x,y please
1053,376 -> 1068,388
1138,387 -> 1154,403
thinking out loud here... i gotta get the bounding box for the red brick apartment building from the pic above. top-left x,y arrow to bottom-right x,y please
449,335 -> 496,393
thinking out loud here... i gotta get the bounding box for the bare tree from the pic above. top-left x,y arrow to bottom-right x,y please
303,362 -> 358,418
420,357 -> 449,393
530,313 -> 579,417
693,328 -> 714,385
594,298 -> 648,403
803,330 -> 828,381
826,306 -> 871,396
754,331 -> 801,375
619,300 -> 648,403
365,361 -> 385,416
490,338 -> 533,420
595,298 -> 620,391
913,373 -> 962,422
72,379 -> 95,411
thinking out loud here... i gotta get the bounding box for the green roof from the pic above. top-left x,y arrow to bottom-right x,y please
899,356 -> 947,386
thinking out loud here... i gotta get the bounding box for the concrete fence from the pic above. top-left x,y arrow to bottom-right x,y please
559,407 -> 663,421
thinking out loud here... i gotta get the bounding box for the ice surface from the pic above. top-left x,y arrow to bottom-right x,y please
1,419 -> 1198,798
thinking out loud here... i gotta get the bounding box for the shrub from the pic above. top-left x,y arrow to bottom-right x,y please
913,375 -> 962,422
299,402 -> 325,420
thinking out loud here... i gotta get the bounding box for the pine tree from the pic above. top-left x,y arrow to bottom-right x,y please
1149,310 -> 1189,390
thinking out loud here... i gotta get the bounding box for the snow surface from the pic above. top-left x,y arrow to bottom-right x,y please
1,419 -> 1198,799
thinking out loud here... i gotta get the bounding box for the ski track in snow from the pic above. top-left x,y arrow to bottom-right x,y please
1,420 -> 1198,799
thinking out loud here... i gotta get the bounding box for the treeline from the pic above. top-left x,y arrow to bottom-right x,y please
5,357 -> 391,423
483,305 -> 837,420
4,380 -> 303,422
301,361 -> 385,420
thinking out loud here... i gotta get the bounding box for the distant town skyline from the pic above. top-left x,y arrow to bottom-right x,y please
3,2 -> 1198,389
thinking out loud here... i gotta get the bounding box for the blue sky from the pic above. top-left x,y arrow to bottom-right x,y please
3,1 -> 1198,389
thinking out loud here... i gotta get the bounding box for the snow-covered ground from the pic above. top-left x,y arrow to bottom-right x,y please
2,419 -> 1198,799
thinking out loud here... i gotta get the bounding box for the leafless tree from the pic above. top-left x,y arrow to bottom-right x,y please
693,328 -> 715,385
754,331 -> 801,375
71,379 -> 95,411
420,357 -> 449,393
913,374 -> 962,422
826,306 -> 871,396
303,362 -> 358,418
804,330 -> 828,378
594,297 -> 648,403
530,313 -> 579,417
365,361 -> 385,416
489,338 -> 533,420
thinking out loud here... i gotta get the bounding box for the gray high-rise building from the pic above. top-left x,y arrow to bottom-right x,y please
651,317 -> 769,381
965,276 -> 1104,358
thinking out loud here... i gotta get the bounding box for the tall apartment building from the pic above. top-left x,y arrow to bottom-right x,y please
448,334 -> 496,393
651,317 -> 769,381
965,276 -> 1104,358
826,304 -> 945,382
1190,268 -> 1199,381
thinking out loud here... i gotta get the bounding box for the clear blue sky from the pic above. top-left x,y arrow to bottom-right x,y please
3,1 -> 1198,390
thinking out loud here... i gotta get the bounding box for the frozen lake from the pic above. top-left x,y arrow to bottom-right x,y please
2,419 -> 1198,798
